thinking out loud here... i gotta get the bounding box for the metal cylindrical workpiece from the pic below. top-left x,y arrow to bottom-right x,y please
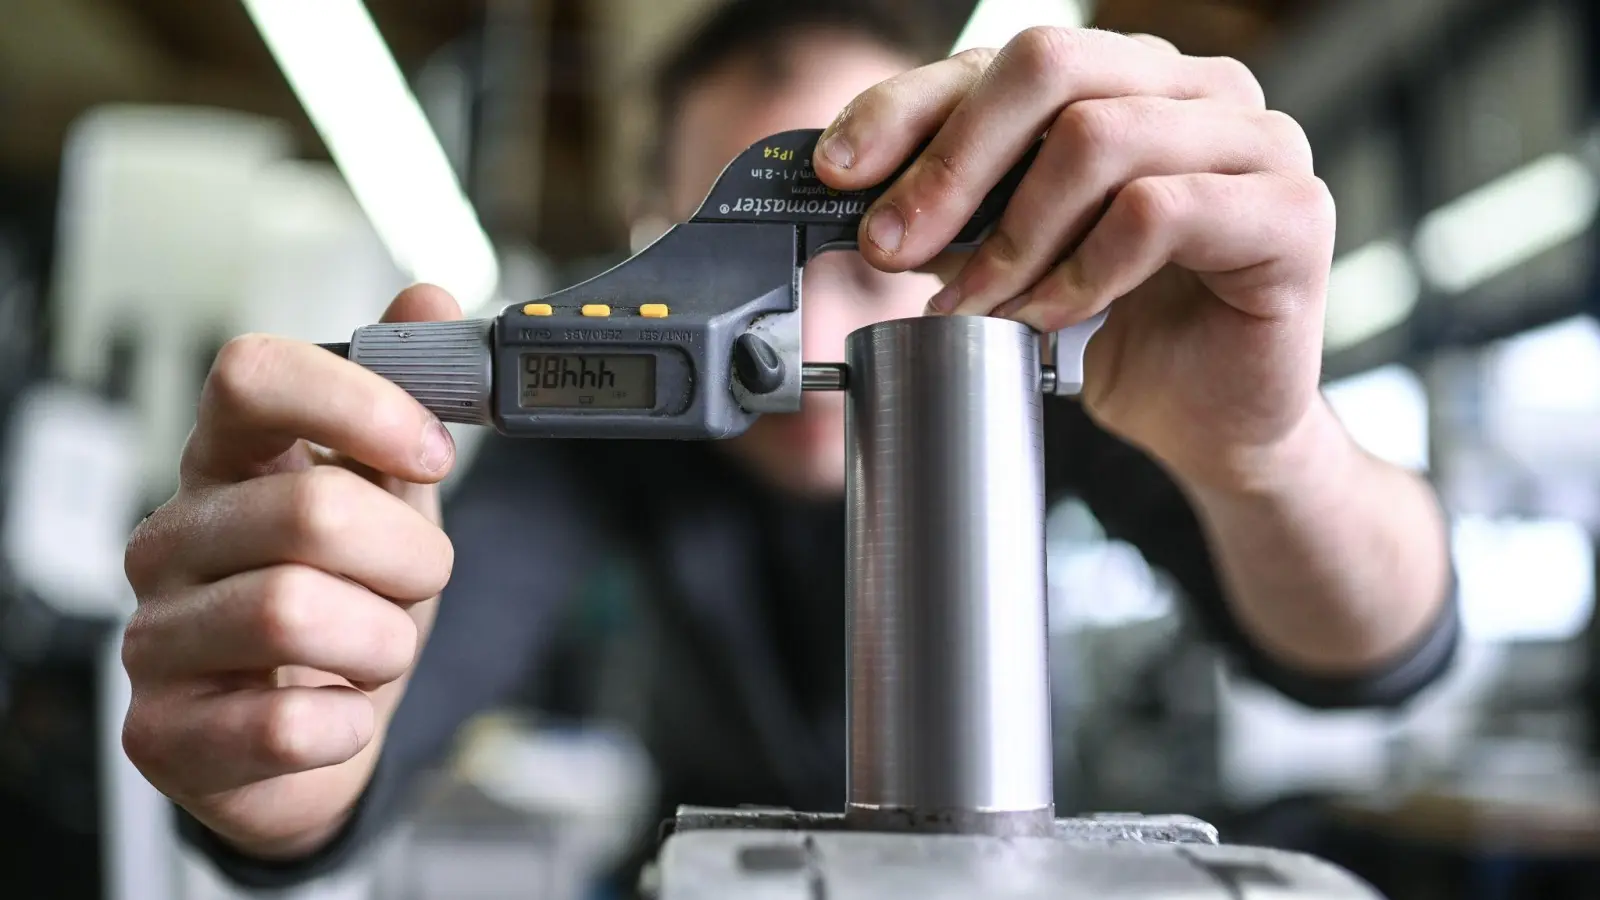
843,315 -> 1053,837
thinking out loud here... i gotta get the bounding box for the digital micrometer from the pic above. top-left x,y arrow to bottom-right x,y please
318,127 -> 1105,439
320,126 -> 1383,900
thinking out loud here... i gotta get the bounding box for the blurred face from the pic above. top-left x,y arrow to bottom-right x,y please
662,31 -> 941,499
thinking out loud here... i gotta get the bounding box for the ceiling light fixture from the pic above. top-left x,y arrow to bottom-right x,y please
240,0 -> 500,311
951,0 -> 1086,54
1323,239 -> 1421,351
1414,152 -> 1598,295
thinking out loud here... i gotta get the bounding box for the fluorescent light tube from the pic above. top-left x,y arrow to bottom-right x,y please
1414,152 -> 1598,294
952,0 -> 1086,54
1323,239 -> 1420,350
241,0 -> 500,311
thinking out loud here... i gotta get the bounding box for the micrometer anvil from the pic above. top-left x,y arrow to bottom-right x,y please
322,128 -> 1105,440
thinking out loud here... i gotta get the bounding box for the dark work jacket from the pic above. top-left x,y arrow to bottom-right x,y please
181,398 -> 1460,891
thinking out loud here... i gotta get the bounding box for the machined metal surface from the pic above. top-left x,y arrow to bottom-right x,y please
651,826 -> 1385,900
1042,311 -> 1108,397
667,807 -> 1220,847
843,315 -> 1053,834
800,362 -> 848,392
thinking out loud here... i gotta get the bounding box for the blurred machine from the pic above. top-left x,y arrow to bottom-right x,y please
20,103 -> 424,900
50,105 -> 410,505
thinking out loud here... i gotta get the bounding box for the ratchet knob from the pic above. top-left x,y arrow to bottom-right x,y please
348,318 -> 495,426
733,333 -> 786,395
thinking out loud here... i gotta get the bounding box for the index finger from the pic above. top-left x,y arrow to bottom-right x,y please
820,29 -> 1261,193
182,334 -> 454,487
819,28 -> 1265,270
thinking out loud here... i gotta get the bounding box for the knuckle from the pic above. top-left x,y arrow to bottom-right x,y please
1208,55 -> 1265,106
1120,178 -> 1185,237
982,225 -> 1024,270
285,466 -> 358,548
120,708 -> 163,773
123,513 -> 169,597
1055,100 -> 1128,162
908,149 -> 970,209
205,334 -> 276,415
253,566 -> 321,658
833,85 -> 882,128
952,46 -> 997,77
1287,174 -> 1335,218
1131,32 -> 1179,54
419,533 -> 456,600
368,608 -> 421,677
257,691 -> 318,768
120,609 -> 161,676
120,627 -> 149,681
392,527 -> 454,605
1259,109 -> 1314,168
1294,175 -> 1339,240
1007,26 -> 1079,84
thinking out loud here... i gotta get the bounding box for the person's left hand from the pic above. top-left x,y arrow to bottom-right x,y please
812,28 -> 1337,493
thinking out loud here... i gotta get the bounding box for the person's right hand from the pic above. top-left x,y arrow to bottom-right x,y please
120,284 -> 461,860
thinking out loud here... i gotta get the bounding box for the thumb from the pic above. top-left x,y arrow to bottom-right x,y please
362,283 -> 464,513
382,283 -> 464,324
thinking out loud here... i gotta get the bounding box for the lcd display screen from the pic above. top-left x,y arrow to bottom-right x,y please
519,353 -> 655,409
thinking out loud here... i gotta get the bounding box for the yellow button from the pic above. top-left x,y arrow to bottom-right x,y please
640,304 -> 669,318
522,303 -> 552,316
581,304 -> 611,317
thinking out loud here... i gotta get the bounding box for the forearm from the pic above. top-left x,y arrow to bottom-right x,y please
1183,399 -> 1452,677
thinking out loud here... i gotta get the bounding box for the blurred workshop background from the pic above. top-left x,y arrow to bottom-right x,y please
1,0 -> 1599,897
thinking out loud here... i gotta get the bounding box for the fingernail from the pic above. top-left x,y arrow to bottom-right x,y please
819,131 -> 853,169
928,285 -> 959,313
421,419 -> 453,472
865,205 -> 904,254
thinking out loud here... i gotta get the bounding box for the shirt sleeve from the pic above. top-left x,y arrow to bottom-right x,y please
179,438 -> 604,889
1041,398 -> 1459,711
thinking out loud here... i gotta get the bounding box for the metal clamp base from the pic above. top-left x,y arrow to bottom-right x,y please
648,805 -> 1384,899
664,805 -> 1218,845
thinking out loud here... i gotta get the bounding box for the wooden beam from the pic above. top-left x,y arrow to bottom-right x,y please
113,0 -> 272,71
529,0 -> 627,259
363,0 -> 488,67
0,0 -> 171,176
1092,0 -> 1278,58
0,0 -> 169,96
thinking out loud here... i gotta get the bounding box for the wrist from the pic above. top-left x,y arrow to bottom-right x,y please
210,812 -> 356,863
1177,398 -> 1361,511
